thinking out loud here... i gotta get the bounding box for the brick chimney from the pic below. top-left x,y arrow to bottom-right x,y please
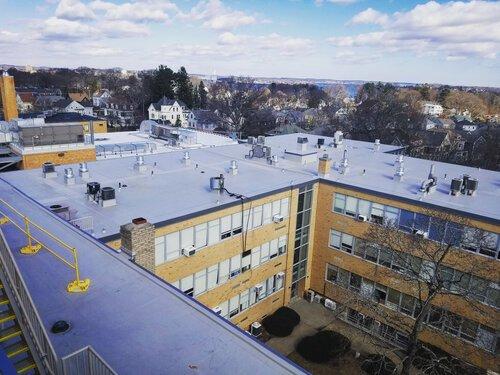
318,154 -> 332,177
120,217 -> 155,273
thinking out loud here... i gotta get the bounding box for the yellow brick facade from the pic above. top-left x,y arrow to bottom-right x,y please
17,148 -> 97,169
0,74 -> 18,121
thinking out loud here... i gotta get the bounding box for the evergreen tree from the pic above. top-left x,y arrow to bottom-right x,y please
199,81 -> 207,109
174,117 -> 182,127
151,65 -> 175,102
175,67 -> 193,108
192,85 -> 200,109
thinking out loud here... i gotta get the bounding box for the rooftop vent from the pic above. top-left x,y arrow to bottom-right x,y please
132,217 -> 147,225
134,155 -> 147,173
100,187 -> 116,207
182,151 -> 191,166
267,154 -> 279,166
419,165 -> 438,195
210,174 -> 225,192
246,144 -> 271,159
79,162 -> 89,180
51,320 -> 70,334
317,138 -> 325,148
339,149 -> 349,174
333,131 -> 343,147
394,162 -> 404,182
49,204 -> 71,220
42,162 -> 57,179
229,160 -> 238,175
374,139 -> 381,151
64,168 -> 75,185
257,135 -> 266,145
247,136 -> 256,145
450,178 -> 462,196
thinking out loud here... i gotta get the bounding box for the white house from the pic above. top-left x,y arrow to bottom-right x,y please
92,89 -> 111,107
422,102 -> 444,116
54,99 -> 85,115
148,97 -> 195,128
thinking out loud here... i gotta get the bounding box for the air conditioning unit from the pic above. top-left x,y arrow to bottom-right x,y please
314,294 -> 323,304
276,271 -> 285,279
182,246 -> 196,257
250,322 -> 263,337
253,284 -> 264,294
273,214 -> 284,223
212,306 -> 222,315
357,215 -> 367,222
414,230 -> 429,238
305,289 -> 315,303
324,299 -> 336,310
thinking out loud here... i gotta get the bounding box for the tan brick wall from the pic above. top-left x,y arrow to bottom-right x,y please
81,120 -> 107,133
18,148 -> 96,169
0,75 -> 18,121
120,221 -> 155,273
231,291 -> 285,330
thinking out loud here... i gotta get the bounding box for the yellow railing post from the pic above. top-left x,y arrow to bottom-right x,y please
0,216 -> 9,225
20,216 -> 42,254
66,247 -> 90,293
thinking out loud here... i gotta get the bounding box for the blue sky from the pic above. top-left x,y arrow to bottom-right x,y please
0,0 -> 499,86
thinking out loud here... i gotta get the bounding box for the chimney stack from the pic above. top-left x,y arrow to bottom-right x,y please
0,72 -> 18,121
318,154 -> 332,177
120,218 -> 155,273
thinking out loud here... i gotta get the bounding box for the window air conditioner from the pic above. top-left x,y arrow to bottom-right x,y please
357,215 -> 367,222
212,306 -> 222,315
276,271 -> 285,279
254,284 -> 264,294
305,289 -> 315,303
250,322 -> 263,337
314,294 -> 323,304
324,299 -> 336,310
414,230 -> 428,238
273,214 -> 284,223
182,246 -> 196,257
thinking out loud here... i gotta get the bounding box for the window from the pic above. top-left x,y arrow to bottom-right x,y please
252,206 -> 263,228
387,288 -> 400,310
194,269 -> 207,296
278,236 -> 287,255
263,203 -> 272,225
399,210 -> 414,232
195,223 -> 207,249
384,206 -> 399,224
358,199 -> 371,218
240,290 -> 250,311
370,203 -> 384,224
269,239 -> 279,259
241,250 -> 251,272
345,196 -> 358,217
281,198 -> 289,217
326,264 -> 338,283
208,219 -> 220,245
272,200 -> 281,216
218,259 -> 229,284
165,232 -> 180,261
460,319 -> 478,342
379,248 -> 392,267
220,215 -> 232,239
207,264 -> 218,290
365,244 -> 379,263
341,234 -> 354,253
334,194 -> 346,213
229,295 -> 239,317
329,230 -> 341,249
180,275 -> 194,296
373,284 -> 387,303
229,255 -> 241,278
232,212 -> 242,235
260,243 -> 270,263
181,227 -> 194,249
400,294 -> 415,316
349,273 -> 362,292
251,247 -> 261,269
155,236 -> 165,265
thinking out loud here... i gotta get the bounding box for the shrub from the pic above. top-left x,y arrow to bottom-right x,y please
361,354 -> 396,375
296,330 -> 351,363
274,306 -> 301,326
262,314 -> 295,337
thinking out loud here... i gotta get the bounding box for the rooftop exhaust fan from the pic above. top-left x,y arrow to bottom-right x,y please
42,162 -> 57,179
64,168 -> 75,185
229,160 -> 238,175
419,164 -> 437,195
451,174 -> 478,196
210,174 -> 225,192
79,162 -> 90,179
339,150 -> 349,174
374,139 -> 381,151
182,151 -> 191,166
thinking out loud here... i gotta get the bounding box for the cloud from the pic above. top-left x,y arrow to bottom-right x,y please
328,1 -> 500,60
89,0 -> 177,23
55,0 -> 95,21
0,31 -> 19,44
99,20 -> 150,38
216,32 -> 313,55
349,8 -> 388,26
315,0 -> 357,6
39,17 -> 93,40
186,0 -> 257,30
332,50 -> 382,64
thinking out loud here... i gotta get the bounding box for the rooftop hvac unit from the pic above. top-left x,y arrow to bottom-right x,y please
273,214 -> 284,223
357,215 -> 367,222
324,299 -> 336,310
297,137 -> 308,144
247,136 -> 256,145
100,187 -> 116,207
253,284 -> 264,294
212,306 -> 222,315
42,162 -> 57,179
209,174 -> 225,191
276,272 -> 285,279
314,294 -> 323,304
87,182 -> 100,201
250,322 -> 263,337
182,246 -> 196,257
305,289 -> 315,303
257,135 -> 266,144
465,178 -> 478,196
450,178 -> 462,196
49,204 -> 70,221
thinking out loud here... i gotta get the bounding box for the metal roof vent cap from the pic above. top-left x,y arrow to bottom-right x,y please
182,151 -> 191,166
229,160 -> 238,175
79,162 -> 89,179
134,155 -> 147,173
339,149 -> 349,174
64,168 -> 75,185
394,162 -> 404,182
394,154 -> 404,167
374,139 -> 381,151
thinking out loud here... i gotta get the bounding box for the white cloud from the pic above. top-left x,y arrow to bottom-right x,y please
315,0 -> 357,6
99,20 -> 151,38
328,1 -> 500,60
0,31 -> 19,44
218,32 -> 245,45
186,0 -> 257,30
349,8 -> 388,26
40,17 -> 93,40
55,0 -> 95,21
89,0 -> 177,23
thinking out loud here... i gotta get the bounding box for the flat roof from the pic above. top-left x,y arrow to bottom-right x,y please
0,180 -> 305,374
2,134 -> 499,242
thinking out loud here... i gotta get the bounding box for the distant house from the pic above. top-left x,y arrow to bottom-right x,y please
33,95 -> 65,111
148,97 -> 195,128
98,98 -> 135,128
412,130 -> 453,156
421,102 -> 443,116
274,110 -> 304,126
455,120 -> 479,132
266,123 -> 306,136
422,116 -> 455,131
53,99 -> 85,115
16,93 -> 34,113
79,99 -> 94,116
192,110 -> 223,131
92,89 -> 111,107
68,92 -> 90,102
45,112 -> 107,134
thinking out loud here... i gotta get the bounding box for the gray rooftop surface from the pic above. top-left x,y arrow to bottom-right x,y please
0,180 -> 305,374
2,134 -> 499,243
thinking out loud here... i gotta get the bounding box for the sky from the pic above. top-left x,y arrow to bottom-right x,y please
0,0 -> 499,87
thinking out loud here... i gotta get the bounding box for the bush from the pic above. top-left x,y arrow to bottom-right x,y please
361,354 -> 396,375
296,330 -> 351,363
413,344 -> 486,375
262,307 -> 301,337
274,306 -> 300,327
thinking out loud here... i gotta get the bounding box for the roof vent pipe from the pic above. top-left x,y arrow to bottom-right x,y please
394,162 -> 404,182
339,150 -> 349,174
182,151 -> 191,166
374,139 -> 380,151
134,155 -> 147,173
229,160 -> 238,175
394,154 -> 404,167
64,168 -> 75,185
333,131 -> 343,147
79,162 -> 89,179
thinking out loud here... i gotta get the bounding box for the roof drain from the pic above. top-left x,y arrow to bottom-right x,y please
51,320 -> 71,334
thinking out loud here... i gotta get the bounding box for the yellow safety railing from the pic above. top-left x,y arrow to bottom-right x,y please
0,199 -> 90,293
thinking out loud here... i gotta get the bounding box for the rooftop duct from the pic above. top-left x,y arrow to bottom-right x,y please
42,162 -> 57,179
134,155 -> 147,173
229,160 -> 238,175
79,162 -> 89,180
374,139 -> 380,151
64,168 -> 75,185
182,151 -> 191,166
